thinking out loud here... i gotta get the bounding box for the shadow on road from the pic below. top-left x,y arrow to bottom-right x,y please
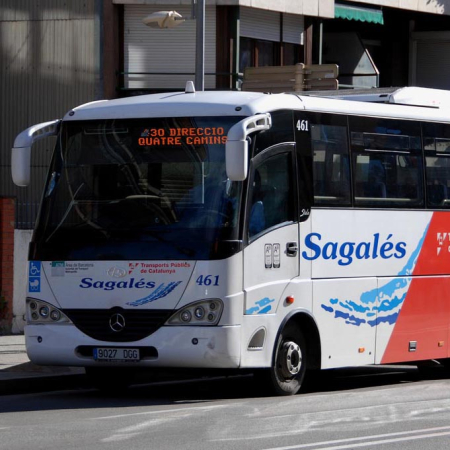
1,364 -> 449,414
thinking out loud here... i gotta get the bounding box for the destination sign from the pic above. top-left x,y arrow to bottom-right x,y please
138,127 -> 227,146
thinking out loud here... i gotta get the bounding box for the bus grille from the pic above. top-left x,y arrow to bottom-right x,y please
63,308 -> 173,342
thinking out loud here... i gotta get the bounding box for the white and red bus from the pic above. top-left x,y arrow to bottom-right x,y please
12,85 -> 450,395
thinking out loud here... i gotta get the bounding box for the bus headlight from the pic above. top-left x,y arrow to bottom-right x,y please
166,299 -> 223,326
26,298 -> 71,324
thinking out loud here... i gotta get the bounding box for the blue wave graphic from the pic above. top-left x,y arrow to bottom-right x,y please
246,297 -> 275,315
320,226 -> 428,327
127,281 -> 182,306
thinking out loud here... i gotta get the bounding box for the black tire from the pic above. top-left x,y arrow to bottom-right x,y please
258,322 -> 307,396
85,367 -> 136,393
438,358 -> 450,369
435,358 -> 450,376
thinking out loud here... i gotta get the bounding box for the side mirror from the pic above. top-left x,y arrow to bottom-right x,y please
11,119 -> 61,186
11,147 -> 31,187
225,114 -> 271,181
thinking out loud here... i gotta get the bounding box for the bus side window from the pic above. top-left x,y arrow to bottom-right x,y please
248,152 -> 295,239
310,117 -> 350,206
423,123 -> 450,209
350,117 -> 423,208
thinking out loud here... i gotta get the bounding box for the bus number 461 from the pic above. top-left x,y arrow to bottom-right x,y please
296,120 -> 309,131
196,275 -> 219,286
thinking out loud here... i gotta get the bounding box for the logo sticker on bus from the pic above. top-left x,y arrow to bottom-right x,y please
79,277 -> 156,291
302,232 -> 407,266
320,229 -> 425,327
29,261 -> 41,293
127,281 -> 183,306
107,266 -> 127,278
246,297 -> 275,315
437,232 -> 450,255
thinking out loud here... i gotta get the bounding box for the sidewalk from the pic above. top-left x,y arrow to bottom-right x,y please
0,334 -> 85,395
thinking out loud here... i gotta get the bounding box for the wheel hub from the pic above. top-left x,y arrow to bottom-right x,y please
280,341 -> 302,378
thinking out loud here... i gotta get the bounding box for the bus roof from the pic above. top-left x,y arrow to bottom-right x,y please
296,88 -> 450,123
63,90 -> 304,121
63,86 -> 450,125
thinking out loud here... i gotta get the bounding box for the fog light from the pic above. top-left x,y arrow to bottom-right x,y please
32,312 -> 39,320
194,307 -> 205,319
50,310 -> 61,321
181,310 -> 192,322
166,299 -> 223,326
39,306 -> 49,318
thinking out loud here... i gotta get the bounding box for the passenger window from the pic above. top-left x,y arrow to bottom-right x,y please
248,152 -> 294,239
350,117 -> 423,208
310,115 -> 350,206
423,123 -> 450,209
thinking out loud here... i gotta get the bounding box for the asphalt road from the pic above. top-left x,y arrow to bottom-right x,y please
1,365 -> 450,450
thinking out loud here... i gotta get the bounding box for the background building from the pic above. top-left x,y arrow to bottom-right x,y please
2,0 -> 450,332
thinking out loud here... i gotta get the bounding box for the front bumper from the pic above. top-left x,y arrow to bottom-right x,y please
25,323 -> 241,369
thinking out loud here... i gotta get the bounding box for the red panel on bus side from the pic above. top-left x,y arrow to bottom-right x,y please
381,212 -> 450,363
381,276 -> 450,363
413,211 -> 450,276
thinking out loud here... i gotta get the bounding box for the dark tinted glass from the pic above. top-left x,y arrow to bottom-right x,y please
248,152 -> 294,239
310,114 -> 350,206
350,117 -> 423,208
423,122 -> 450,209
31,117 -> 244,261
254,110 -> 294,155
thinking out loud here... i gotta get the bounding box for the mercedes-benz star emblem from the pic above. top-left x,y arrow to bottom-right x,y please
109,313 -> 126,332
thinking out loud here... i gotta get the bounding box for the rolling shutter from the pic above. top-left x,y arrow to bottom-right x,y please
240,7 -> 280,42
411,32 -> 450,90
240,7 -> 304,45
283,13 -> 304,45
124,5 -> 216,90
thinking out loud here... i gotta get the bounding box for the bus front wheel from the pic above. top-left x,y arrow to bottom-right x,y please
260,322 -> 307,396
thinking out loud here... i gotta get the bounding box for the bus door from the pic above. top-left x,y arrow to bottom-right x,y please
243,144 -> 299,316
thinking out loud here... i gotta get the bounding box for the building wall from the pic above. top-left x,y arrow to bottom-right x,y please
0,0 -> 99,229
12,230 -> 32,334
348,0 -> 450,15
0,0 -> 103,333
113,0 -> 335,18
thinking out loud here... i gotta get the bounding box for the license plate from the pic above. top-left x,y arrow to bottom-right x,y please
93,348 -> 140,362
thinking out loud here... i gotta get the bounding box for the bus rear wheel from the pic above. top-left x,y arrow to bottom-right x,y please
260,322 -> 307,396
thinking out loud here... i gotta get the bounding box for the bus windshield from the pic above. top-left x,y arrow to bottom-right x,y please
31,116 -> 244,261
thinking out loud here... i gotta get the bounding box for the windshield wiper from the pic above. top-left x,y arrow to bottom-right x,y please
45,184 -> 108,242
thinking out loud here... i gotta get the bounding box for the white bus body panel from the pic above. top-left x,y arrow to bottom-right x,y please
26,255 -> 245,368
30,255 -> 243,314
25,324 -> 241,368
305,209 -> 433,368
244,224 -> 299,315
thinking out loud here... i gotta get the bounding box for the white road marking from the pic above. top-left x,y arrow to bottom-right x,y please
93,403 -> 235,420
262,425 -> 450,450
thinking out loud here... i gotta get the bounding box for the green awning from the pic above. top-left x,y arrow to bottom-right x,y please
335,4 -> 384,25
